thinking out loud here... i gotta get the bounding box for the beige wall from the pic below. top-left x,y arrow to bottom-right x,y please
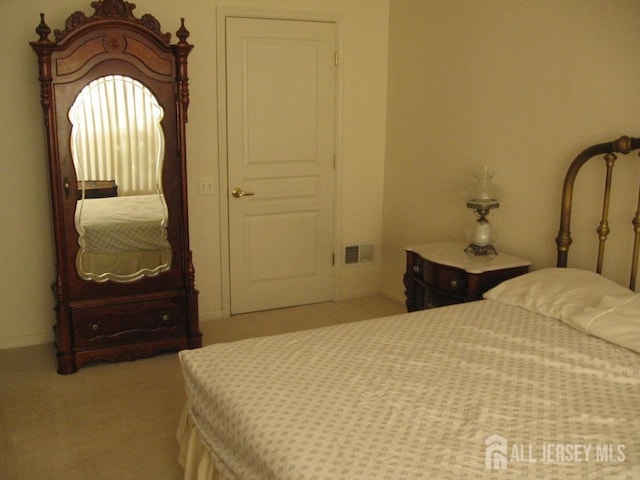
4,0 -> 640,348
0,0 -> 389,348
382,0 -> 640,302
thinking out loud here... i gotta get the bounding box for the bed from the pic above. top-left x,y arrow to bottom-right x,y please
177,136 -> 640,478
75,194 -> 172,281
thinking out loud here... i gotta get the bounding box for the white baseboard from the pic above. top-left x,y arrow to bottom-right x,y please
379,287 -> 406,306
199,309 -> 224,322
0,331 -> 54,350
337,286 -> 381,300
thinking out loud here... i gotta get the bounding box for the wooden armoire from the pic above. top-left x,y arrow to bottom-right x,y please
30,0 -> 201,373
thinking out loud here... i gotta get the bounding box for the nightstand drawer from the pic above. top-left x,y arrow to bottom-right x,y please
423,288 -> 462,309
423,261 -> 468,295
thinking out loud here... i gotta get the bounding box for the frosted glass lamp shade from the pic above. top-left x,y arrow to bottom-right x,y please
462,166 -> 503,210
463,166 -> 502,255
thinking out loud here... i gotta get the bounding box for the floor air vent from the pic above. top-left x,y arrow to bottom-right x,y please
344,244 -> 374,265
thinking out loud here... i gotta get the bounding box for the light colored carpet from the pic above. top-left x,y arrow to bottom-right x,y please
0,296 -> 404,480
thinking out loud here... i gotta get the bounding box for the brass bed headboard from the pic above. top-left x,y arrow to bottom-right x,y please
556,135 -> 640,290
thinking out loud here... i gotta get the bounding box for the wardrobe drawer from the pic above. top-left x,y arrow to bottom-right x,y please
72,297 -> 185,348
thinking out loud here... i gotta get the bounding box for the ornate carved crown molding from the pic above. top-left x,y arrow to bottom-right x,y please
52,0 -> 171,44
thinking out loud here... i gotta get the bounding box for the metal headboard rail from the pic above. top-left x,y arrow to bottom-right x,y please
555,135 -> 640,290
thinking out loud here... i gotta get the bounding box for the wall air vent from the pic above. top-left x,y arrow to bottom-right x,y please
344,244 -> 374,265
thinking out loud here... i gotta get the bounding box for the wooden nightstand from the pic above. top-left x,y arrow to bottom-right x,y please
403,241 -> 531,311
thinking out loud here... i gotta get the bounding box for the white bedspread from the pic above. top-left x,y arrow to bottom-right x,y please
179,300 -> 640,479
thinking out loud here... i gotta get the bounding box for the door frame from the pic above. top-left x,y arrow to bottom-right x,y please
216,6 -> 344,317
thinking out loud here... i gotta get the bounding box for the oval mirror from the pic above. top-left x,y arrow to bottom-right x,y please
69,75 -> 171,282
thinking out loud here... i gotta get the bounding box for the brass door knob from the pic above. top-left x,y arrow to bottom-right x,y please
231,187 -> 255,198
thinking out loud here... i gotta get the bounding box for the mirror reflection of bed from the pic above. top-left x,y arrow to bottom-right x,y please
70,75 -> 171,282
76,194 -> 171,282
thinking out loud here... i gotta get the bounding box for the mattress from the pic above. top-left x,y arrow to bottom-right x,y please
179,299 -> 640,479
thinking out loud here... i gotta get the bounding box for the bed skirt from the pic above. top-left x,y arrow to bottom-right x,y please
177,405 -> 229,480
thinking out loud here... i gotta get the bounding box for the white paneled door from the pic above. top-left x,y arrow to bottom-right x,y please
226,17 -> 337,314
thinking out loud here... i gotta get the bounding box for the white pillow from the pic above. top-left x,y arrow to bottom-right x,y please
567,294 -> 640,354
483,268 -> 633,321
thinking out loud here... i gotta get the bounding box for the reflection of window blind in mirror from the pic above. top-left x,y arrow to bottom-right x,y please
69,75 -> 165,196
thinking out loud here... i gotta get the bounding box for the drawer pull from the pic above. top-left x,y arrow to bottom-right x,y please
162,313 -> 171,322
450,279 -> 458,289
412,265 -> 420,274
91,323 -> 99,331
